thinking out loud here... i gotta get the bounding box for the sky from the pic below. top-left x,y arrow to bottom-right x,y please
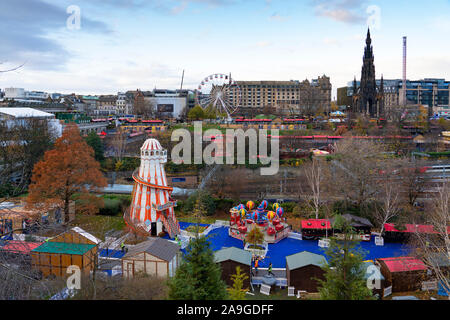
0,0 -> 449,99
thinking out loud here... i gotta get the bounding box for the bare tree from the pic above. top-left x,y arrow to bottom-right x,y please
304,158 -> 323,219
112,130 -> 127,161
374,161 -> 402,234
412,180 -> 449,298
134,96 -> 156,119
331,139 -> 385,215
0,118 -> 54,197
401,158 -> 430,207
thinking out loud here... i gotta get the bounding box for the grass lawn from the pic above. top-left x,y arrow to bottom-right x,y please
178,215 -> 217,224
70,214 -> 125,239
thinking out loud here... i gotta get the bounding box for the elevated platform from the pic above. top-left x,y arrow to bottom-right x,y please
229,223 -> 291,244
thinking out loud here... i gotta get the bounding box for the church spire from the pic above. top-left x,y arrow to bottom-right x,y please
364,28 -> 373,60
366,28 -> 371,45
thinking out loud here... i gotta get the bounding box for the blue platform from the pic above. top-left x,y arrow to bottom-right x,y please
176,222 -> 412,268
99,248 -> 126,259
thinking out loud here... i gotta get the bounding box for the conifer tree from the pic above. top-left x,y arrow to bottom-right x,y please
318,216 -> 374,300
85,131 -> 105,161
227,266 -> 249,300
168,236 -> 228,300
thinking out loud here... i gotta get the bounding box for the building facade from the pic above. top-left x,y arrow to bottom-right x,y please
346,78 -> 450,116
97,95 -> 118,116
228,76 -> 331,116
117,92 -> 134,115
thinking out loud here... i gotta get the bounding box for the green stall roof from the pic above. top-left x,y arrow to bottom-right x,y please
32,242 -> 96,255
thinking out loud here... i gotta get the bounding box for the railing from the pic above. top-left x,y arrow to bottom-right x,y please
274,226 -> 291,243
288,231 -> 303,241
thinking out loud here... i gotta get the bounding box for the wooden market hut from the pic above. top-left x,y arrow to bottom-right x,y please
301,219 -> 332,240
286,251 -> 327,292
330,214 -> 373,235
30,227 -> 100,277
122,237 -> 181,279
377,257 -> 429,293
214,247 -> 252,288
383,223 -> 450,243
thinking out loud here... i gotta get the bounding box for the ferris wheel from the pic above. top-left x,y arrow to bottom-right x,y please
196,73 -> 241,118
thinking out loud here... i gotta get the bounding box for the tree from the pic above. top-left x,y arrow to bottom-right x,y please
183,191 -> 216,217
401,158 -> 430,207
318,218 -> 374,300
134,92 -> 156,119
374,160 -> 403,234
413,180 -> 450,298
204,104 -> 218,120
191,196 -> 208,235
304,158 -> 323,219
168,236 -> 228,300
227,266 -> 249,300
111,130 -> 127,161
246,224 -> 264,248
0,118 -> 54,196
331,139 -> 385,215
85,131 -> 105,161
188,105 -> 206,121
27,124 -> 107,222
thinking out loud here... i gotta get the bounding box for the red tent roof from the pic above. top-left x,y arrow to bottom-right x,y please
0,241 -> 43,254
384,223 -> 450,234
301,219 -> 331,230
378,257 -> 427,273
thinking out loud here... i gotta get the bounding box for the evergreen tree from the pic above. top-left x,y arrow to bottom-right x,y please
227,266 -> 249,300
85,131 -> 105,161
318,216 -> 374,300
168,236 -> 228,300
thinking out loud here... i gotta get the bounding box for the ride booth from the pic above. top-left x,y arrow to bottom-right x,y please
300,219 -> 332,240
229,201 -> 291,244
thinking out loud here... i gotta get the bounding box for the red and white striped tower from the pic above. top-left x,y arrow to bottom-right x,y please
126,138 -> 180,238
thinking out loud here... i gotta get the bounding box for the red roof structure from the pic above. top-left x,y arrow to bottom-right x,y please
378,257 -> 427,273
0,241 -> 43,254
301,219 -> 331,230
384,223 -> 450,234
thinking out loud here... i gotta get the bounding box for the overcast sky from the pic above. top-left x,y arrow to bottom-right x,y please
0,0 -> 449,98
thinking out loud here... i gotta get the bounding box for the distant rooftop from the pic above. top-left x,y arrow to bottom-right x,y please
0,107 -> 54,118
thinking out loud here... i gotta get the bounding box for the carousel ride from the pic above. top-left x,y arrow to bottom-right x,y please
229,200 -> 291,244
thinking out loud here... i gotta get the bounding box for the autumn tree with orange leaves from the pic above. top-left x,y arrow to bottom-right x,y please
27,124 -> 107,222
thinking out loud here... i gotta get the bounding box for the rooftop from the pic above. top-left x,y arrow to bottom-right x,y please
286,251 -> 327,270
0,107 -> 54,118
0,240 -> 43,255
384,223 -> 450,234
214,246 -> 252,266
32,242 -> 96,255
378,256 -> 427,273
124,237 -> 179,262
301,219 -> 331,230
